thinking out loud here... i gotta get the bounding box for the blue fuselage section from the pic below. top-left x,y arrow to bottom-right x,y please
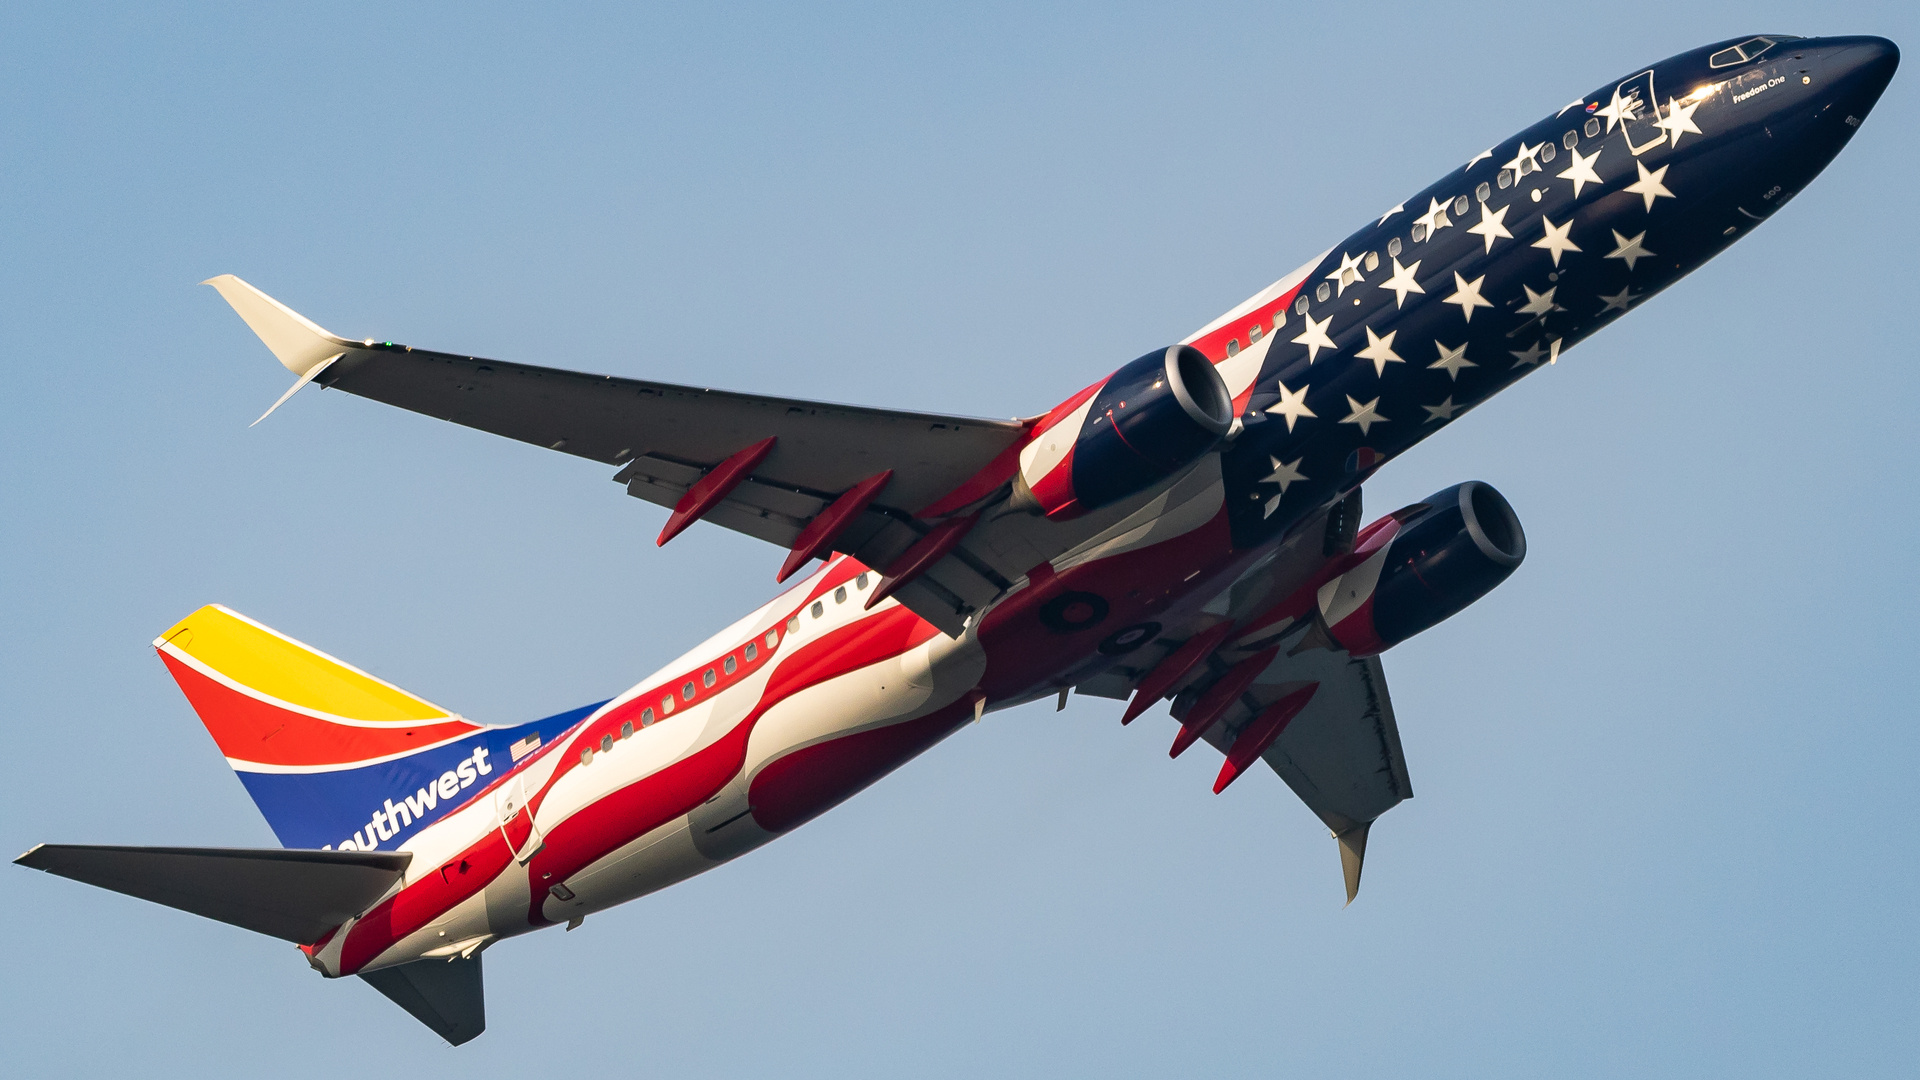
1222,34 -> 1897,547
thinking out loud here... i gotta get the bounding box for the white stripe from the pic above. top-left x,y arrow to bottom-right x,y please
1017,390 -> 1099,486
227,728 -> 485,774
1182,249 -> 1331,343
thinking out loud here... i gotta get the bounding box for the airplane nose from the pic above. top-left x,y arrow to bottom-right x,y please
1816,35 -> 1899,112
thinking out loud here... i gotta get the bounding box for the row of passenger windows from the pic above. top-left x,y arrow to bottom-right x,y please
1276,123 -> 1597,322
577,570 -> 880,766
578,623 -> 787,766
808,572 -> 871,620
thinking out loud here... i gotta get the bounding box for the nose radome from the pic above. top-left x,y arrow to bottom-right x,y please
1820,35 -> 1900,101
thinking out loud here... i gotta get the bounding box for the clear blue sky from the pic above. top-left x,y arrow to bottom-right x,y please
4,3 -> 1916,1076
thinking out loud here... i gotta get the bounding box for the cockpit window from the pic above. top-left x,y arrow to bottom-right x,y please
1709,36 -> 1792,69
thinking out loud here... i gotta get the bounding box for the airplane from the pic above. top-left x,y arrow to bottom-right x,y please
15,33 -> 1898,1046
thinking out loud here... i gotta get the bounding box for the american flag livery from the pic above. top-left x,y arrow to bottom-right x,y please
15,33 -> 1897,1047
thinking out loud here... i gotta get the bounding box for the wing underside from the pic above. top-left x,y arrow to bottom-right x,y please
207,275 -> 1031,633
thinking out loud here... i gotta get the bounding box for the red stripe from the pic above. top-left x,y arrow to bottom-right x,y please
747,696 -> 976,833
158,651 -> 478,767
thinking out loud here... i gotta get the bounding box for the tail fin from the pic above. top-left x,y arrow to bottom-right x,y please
156,605 -> 599,851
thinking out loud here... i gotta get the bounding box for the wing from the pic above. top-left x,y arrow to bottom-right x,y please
1199,649 -> 1410,903
208,276 -> 1029,633
1074,490 -> 1411,903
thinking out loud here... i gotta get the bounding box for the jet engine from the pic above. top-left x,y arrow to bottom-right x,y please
1317,481 -> 1526,656
1011,345 -> 1234,519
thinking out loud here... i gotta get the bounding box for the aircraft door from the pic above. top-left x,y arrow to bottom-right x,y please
494,773 -> 546,865
1613,69 -> 1670,156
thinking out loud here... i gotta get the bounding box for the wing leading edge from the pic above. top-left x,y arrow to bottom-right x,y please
207,275 -> 1030,633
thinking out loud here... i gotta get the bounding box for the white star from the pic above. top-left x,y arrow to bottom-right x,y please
1424,396 -> 1464,423
1261,456 -> 1309,517
1556,97 -> 1587,117
1595,87 -> 1640,132
1532,216 -> 1583,266
1414,196 -> 1453,238
1355,327 -> 1404,377
1509,341 -> 1549,368
1380,257 -> 1425,308
1624,160 -> 1675,212
1443,272 -> 1494,323
1339,395 -> 1388,436
1291,312 -> 1336,362
1377,203 -> 1405,226
1598,286 -> 1641,314
1429,340 -> 1476,380
1325,251 -> 1367,295
1604,228 -> 1657,271
1556,145 -> 1603,198
1264,381 -> 1316,431
1516,284 -> 1561,317
1466,201 -> 1513,254
1465,147 -> 1493,170
1655,95 -> 1703,149
1502,141 -> 1543,179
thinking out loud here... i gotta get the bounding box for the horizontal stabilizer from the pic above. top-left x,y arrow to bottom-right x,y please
13,844 -> 410,945
361,954 -> 486,1046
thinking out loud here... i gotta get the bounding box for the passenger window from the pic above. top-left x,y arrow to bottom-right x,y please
1248,324 -> 1262,343
1387,237 -> 1402,257
1225,339 -> 1240,357
1452,195 -> 1469,216
1294,295 -> 1309,315
724,656 -> 737,675
745,642 -> 758,661
703,669 -> 717,688
1584,117 -> 1601,138
1496,170 -> 1512,190
641,707 -> 655,726
1539,142 -> 1556,163
1364,252 -> 1379,272
1315,282 -> 1331,303
834,586 -> 847,604
1477,181 -> 1492,200
600,734 -> 613,753
580,748 -> 593,766
856,572 -> 869,589
1411,223 -> 1428,243
1562,130 -> 1578,149
620,721 -> 633,739
662,695 -> 674,715
682,681 -> 696,701
810,601 -> 824,619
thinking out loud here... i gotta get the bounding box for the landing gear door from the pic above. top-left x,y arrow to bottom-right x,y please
1613,70 -> 1669,156
494,773 -> 545,865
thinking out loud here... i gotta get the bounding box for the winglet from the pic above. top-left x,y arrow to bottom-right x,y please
1335,822 -> 1370,905
203,274 -> 357,376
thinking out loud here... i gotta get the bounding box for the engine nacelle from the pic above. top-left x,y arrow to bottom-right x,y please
1319,481 -> 1526,656
1011,345 -> 1234,519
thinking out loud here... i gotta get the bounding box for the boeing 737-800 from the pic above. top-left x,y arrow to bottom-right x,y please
16,33 -> 1898,1045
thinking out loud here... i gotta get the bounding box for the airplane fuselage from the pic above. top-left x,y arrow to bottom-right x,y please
303,34 -> 1897,979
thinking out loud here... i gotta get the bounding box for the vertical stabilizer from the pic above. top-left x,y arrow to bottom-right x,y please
154,604 -> 597,851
